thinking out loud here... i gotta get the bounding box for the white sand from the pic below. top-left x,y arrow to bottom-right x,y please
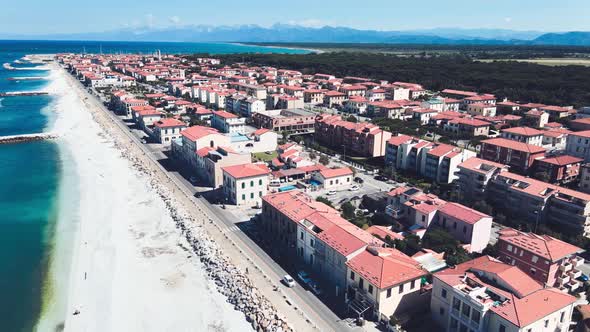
37,66 -> 251,331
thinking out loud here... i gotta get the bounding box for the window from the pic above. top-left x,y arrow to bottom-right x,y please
471,310 -> 480,324
421,215 -> 425,222
259,179 -> 262,185
461,303 -> 470,318
350,271 -> 355,280
250,193 -> 254,199
399,283 -> 404,294
368,285 -> 373,294
463,226 -> 467,234
250,180 -> 254,187
300,232 -> 304,240
259,191 -> 262,197
241,194 -> 245,200
452,297 -> 461,311
241,182 -> 245,189
441,288 -> 447,298
439,307 -> 445,316
453,222 -> 457,229
387,288 -> 392,298
359,279 -> 364,289
410,280 -> 415,289
532,255 -> 538,263
544,319 -> 549,328
450,318 -> 458,330
560,311 -> 565,323
530,268 -> 536,275
499,324 -> 506,332
507,244 -> 513,252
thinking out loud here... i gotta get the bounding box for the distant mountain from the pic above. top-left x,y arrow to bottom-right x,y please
2,24 -> 589,46
532,31 -> 590,46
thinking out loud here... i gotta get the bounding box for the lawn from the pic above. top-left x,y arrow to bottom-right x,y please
253,151 -> 278,162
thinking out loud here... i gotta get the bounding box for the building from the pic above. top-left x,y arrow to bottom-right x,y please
151,118 -> 187,144
456,157 -> 509,202
252,108 -> 316,134
466,103 -> 497,117
386,187 -> 492,253
568,118 -> 590,132
479,138 -> 546,173
497,228 -> 584,290
346,247 -> 429,322
533,155 -> 582,184
315,115 -> 392,158
200,146 -> 251,188
211,110 -> 247,134
323,91 -> 347,107
444,118 -> 490,138
580,164 -> 590,193
311,167 -> 354,190
501,127 -> 544,146
524,110 -> 550,128
566,131 -> 590,162
222,163 -> 270,207
431,256 -> 576,332
385,135 -> 476,184
171,125 -> 231,173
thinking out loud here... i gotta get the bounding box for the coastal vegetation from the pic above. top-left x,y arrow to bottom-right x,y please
212,52 -> 590,107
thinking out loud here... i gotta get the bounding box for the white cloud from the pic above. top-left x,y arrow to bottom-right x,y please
169,16 -> 181,25
504,17 -> 512,23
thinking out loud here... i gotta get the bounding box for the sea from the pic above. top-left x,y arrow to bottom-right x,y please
0,40 -> 309,332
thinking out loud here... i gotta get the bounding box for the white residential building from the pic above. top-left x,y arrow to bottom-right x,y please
222,163 -> 270,207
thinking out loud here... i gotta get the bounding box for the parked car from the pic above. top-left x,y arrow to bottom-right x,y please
282,275 -> 296,287
297,271 -> 312,284
326,190 -> 337,196
374,175 -> 388,181
354,177 -> 364,184
578,274 -> 589,282
309,281 -> 323,295
349,185 -> 360,191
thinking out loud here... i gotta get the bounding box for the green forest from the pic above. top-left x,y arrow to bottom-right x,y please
209,52 -> 590,107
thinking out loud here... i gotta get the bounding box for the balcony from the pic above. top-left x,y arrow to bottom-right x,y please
386,205 -> 403,219
569,268 -> 582,280
559,262 -> 573,273
571,256 -> 585,267
557,274 -> 570,285
566,279 -> 581,292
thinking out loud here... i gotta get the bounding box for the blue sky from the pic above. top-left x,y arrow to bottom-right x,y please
3,0 -> 590,34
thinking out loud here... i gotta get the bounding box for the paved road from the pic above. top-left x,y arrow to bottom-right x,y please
73,76 -> 354,332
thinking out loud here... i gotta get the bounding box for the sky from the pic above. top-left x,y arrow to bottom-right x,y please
2,0 -> 590,34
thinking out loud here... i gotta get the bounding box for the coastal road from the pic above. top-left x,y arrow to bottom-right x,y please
68,72 -> 354,332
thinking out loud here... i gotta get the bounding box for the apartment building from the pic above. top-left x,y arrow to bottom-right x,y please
323,91 -> 347,107
566,130 -> 590,162
199,146 -> 251,188
386,187 -> 492,252
315,115 -> 392,158
226,95 -> 266,118
211,110 -> 247,134
171,125 -> 231,172
479,138 -> 546,173
232,82 -> 267,100
431,256 -> 576,332
444,118 -> 490,138
456,157 -> 509,202
533,155 -> 582,184
524,110 -> 550,128
497,228 -> 584,291
222,163 -> 270,207
260,191 -> 429,321
501,127 -> 544,146
466,103 -> 497,117
151,118 -> 187,144
385,135 -> 475,184
580,164 -> 590,193
252,108 -> 316,134
303,89 -> 326,105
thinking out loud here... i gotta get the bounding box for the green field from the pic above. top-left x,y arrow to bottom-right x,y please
253,151 -> 278,162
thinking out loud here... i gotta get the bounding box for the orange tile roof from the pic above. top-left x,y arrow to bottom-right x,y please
366,225 -> 404,241
482,138 -> 546,154
387,134 -> 414,146
347,247 -> 427,289
222,163 -> 270,179
438,202 -> 491,225
180,125 -> 220,141
498,228 -> 583,261
153,118 -> 185,128
319,167 -> 353,179
458,157 -> 507,174
502,126 -> 544,137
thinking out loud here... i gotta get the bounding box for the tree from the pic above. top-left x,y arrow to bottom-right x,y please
315,196 -> 333,207
346,115 -> 358,123
319,155 -> 330,165
472,200 -> 493,215
341,201 -> 356,220
309,151 -> 318,160
482,243 -> 499,257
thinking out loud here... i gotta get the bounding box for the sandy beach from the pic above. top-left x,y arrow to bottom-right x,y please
37,65 -> 253,331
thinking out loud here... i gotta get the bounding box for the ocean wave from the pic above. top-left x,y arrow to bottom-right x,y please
3,62 -> 50,71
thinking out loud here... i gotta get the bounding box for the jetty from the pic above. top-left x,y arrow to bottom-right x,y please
7,77 -> 46,81
0,91 -> 49,97
0,133 -> 58,145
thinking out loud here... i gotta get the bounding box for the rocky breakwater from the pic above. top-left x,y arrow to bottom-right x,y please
0,91 -> 49,97
0,133 -> 58,145
104,129 -> 294,332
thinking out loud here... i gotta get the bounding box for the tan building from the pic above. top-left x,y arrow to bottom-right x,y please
311,167 -> 354,190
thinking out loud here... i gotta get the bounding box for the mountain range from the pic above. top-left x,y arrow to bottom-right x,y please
3,24 -> 590,46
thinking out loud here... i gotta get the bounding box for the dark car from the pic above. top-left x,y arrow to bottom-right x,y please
374,175 -> 388,181
354,177 -> 364,184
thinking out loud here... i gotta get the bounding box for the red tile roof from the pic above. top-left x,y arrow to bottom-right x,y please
347,247 -> 427,289
319,167 -> 353,179
482,138 -> 546,154
498,228 -> 583,261
222,163 -> 270,179
387,134 -> 414,146
366,225 -> 404,241
181,125 -> 220,141
537,155 -> 583,166
438,202 -> 490,225
213,110 -> 239,119
502,126 -> 544,137
153,118 -> 186,128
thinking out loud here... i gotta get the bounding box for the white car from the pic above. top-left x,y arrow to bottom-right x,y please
326,190 -> 337,196
282,275 -> 296,287
349,185 -> 360,191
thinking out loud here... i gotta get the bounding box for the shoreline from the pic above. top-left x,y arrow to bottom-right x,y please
41,63 -> 259,331
230,42 -> 324,54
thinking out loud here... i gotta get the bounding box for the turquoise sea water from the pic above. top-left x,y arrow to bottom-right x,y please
0,40 -> 309,332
